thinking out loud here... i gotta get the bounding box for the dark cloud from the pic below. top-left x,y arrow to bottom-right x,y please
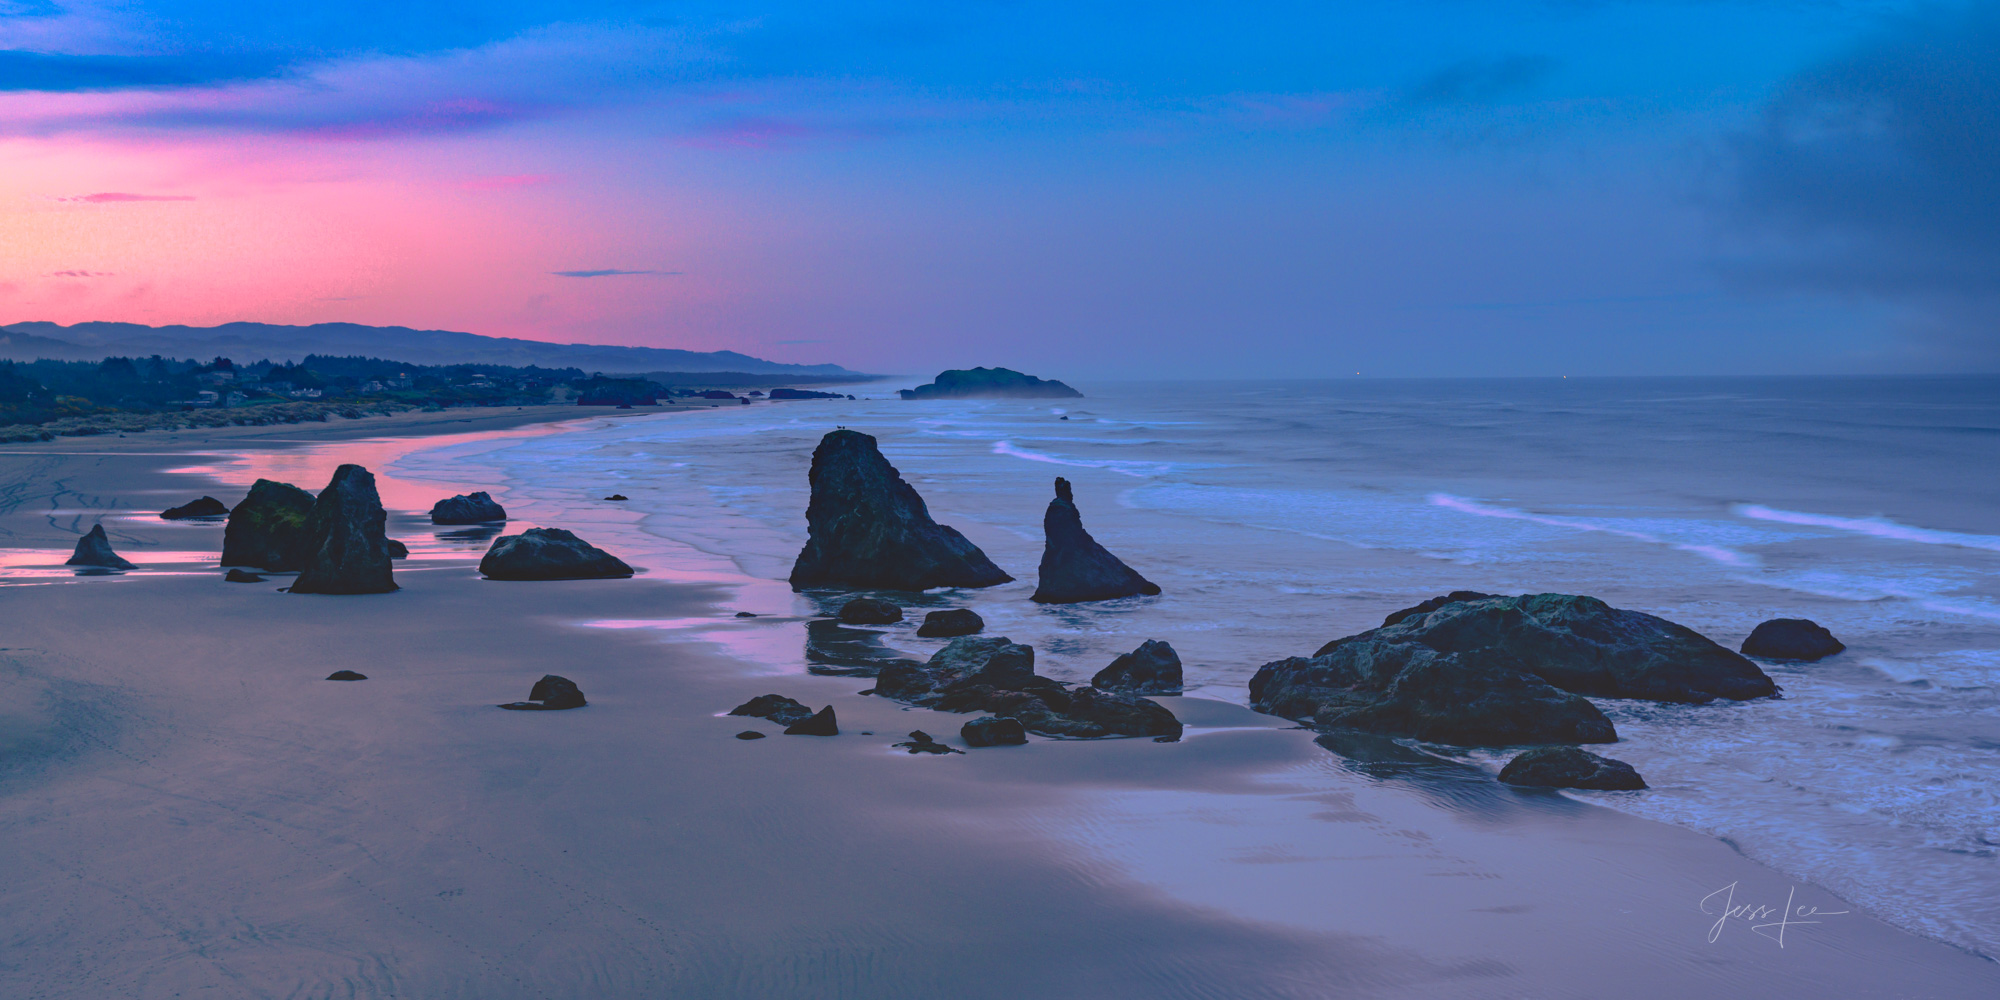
0,50 -> 285,92
1728,6 -> 2000,360
1403,54 -> 1558,105
552,269 -> 673,277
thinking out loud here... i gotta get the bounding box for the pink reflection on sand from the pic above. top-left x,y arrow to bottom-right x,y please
0,548 -> 223,584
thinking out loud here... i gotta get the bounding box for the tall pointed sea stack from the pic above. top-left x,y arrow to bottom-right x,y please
1032,477 -> 1159,604
789,429 -> 1012,591
290,464 -> 398,595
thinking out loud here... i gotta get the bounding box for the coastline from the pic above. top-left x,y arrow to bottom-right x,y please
0,415 -> 1993,998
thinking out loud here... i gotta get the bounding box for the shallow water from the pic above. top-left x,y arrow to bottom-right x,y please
189,378 -> 2000,958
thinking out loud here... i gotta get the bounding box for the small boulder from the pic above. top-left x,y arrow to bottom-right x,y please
1064,687 -> 1183,739
1499,746 -> 1647,790
604,494 -> 628,501
1741,618 -> 1845,661
290,465 -> 398,595
327,670 -> 367,681
67,525 -> 136,569
734,611 -> 760,618
729,694 -> 815,726
386,539 -> 408,558
1032,477 -> 1159,604
430,491 -> 507,525
1091,640 -> 1183,694
498,674 -> 587,711
839,597 -> 904,625
961,716 -> 1028,747
222,479 -> 316,571
916,608 -> 984,637
784,706 -> 838,736
479,527 -> 633,580
161,496 -> 229,519
893,730 -> 964,755
736,731 -> 767,740
224,568 -> 264,583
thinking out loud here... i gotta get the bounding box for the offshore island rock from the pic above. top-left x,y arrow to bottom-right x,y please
1031,477 -> 1159,604
161,496 -> 229,519
67,525 -> 135,569
430,491 -> 507,525
788,429 -> 1012,591
221,479 -> 316,571
290,465 -> 398,595
1092,639 -> 1182,694
1741,618 -> 1845,661
1499,746 -> 1647,790
898,367 -> 1084,400
480,528 -> 633,580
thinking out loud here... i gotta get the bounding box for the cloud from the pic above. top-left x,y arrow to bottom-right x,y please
47,269 -> 112,277
60,192 -> 194,202
1726,6 -> 2000,361
552,269 -> 676,277
1403,55 -> 1559,106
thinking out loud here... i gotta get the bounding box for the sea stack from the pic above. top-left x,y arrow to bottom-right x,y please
221,479 -> 316,570
788,429 -> 1012,591
1031,477 -> 1159,604
290,464 -> 398,595
67,525 -> 135,569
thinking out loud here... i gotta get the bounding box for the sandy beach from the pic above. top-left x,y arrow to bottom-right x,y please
2,410 -> 1994,999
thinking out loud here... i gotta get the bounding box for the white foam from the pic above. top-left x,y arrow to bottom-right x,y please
1735,504 -> 2000,553
1429,493 -> 1757,567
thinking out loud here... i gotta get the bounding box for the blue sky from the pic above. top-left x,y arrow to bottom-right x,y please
0,1 -> 1991,377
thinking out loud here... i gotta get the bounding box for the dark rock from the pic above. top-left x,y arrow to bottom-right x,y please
1741,618 -> 1846,661
1382,591 -> 1495,627
876,636 -> 1039,704
430,491 -> 507,524
289,465 -> 398,595
1499,746 -> 1647,790
735,730 -> 767,740
221,478 -> 316,571
604,494 -> 628,501
327,670 -> 367,681
728,694 -> 815,726
1092,639 -> 1182,694
734,611 -> 759,618
784,706 -> 838,736
789,429 -> 1013,591
386,539 -> 408,558
1064,687 -> 1183,739
66,525 -> 135,569
838,597 -> 904,625
898,367 -> 1083,400
161,496 -> 229,519
803,618 -> 909,676
916,608 -> 984,637
1031,478 -> 1159,604
498,674 -> 586,710
961,716 -> 1028,747
479,527 -> 633,580
224,568 -> 264,583
893,730 -> 964,755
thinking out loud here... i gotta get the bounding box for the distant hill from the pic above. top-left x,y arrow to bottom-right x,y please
0,321 -> 861,377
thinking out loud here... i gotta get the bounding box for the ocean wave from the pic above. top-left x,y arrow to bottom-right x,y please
990,440 -> 1175,477
1429,494 -> 1757,567
1735,504 -> 2000,553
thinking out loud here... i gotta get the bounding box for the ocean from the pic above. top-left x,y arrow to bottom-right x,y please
368,376 -> 1995,959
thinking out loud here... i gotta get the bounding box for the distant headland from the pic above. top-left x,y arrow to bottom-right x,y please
898,367 -> 1082,400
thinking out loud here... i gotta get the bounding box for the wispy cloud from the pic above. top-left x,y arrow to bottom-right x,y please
552,269 -> 677,278
47,269 -> 113,277
60,192 -> 194,203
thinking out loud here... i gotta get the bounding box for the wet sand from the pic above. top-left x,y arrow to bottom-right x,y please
0,416 -> 1993,998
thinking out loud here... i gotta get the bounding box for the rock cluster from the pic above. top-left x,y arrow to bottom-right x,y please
430,491 -> 507,524
1741,618 -> 1845,661
1091,640 -> 1182,694
729,694 -> 816,727
1031,478 -> 1159,604
1250,593 -> 1774,747
221,479 -> 316,571
66,525 -> 135,569
498,675 -> 587,710
291,465 -> 399,595
479,528 -> 632,580
789,429 -> 1012,592
161,496 -> 229,519
875,636 -> 1181,740
1498,746 -> 1647,790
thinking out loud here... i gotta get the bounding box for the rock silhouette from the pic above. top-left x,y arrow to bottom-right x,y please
735,731 -> 767,740
729,694 -> 816,727
1741,618 -> 1845,661
784,706 -> 839,736
876,636 -> 1183,740
1091,640 -> 1182,694
430,491 -> 507,524
893,731 -> 964,755
499,674 -> 587,710
898,367 -> 1083,400
788,429 -> 1012,591
838,597 -> 903,624
916,608 -> 984,637
326,670 -> 367,681
1499,746 -> 1647,790
1382,591 -> 1493,627
66,525 -> 135,569
290,465 -> 398,595
961,716 -> 1028,746
161,496 -> 229,519
479,528 -> 633,580
224,568 -> 264,583
221,479 -> 316,571
1031,478 -> 1159,604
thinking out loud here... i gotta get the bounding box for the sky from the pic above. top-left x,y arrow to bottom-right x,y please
0,1 -> 1994,378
